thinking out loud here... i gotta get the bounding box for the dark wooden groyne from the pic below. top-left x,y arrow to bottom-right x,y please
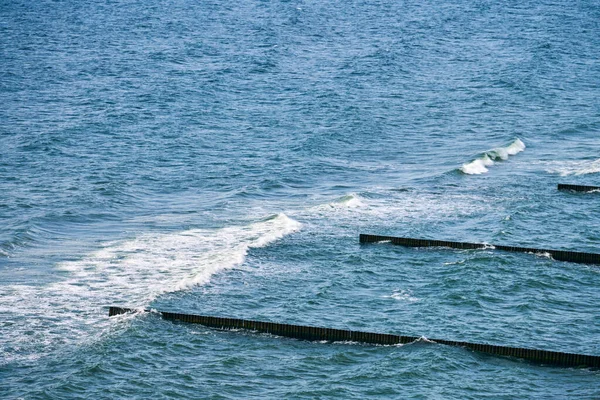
558,184 -> 600,193
359,234 -> 600,265
109,307 -> 600,368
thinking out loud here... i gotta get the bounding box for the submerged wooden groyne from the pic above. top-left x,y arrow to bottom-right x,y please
558,184 -> 600,193
359,234 -> 600,265
109,307 -> 600,368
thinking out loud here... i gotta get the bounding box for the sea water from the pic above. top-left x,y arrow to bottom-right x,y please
1,0 -> 600,398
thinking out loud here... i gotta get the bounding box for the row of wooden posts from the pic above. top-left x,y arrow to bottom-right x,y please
109,182 -> 599,368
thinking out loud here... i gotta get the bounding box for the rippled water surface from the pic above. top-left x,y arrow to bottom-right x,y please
1,0 -> 600,398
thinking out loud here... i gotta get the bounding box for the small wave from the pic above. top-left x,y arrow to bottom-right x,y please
443,260 -> 466,266
460,138 -> 525,175
415,336 -> 436,343
460,155 -> 494,175
330,193 -> 364,208
297,191 -> 496,230
545,158 -> 600,176
309,193 -> 365,214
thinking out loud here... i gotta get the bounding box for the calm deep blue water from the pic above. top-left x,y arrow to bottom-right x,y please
2,0 -> 600,398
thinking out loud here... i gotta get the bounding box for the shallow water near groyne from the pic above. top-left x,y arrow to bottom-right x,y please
1,0 -> 600,398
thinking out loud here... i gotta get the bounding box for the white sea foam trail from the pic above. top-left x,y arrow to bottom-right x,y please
460,138 -> 526,175
545,158 -> 600,176
0,213 -> 301,364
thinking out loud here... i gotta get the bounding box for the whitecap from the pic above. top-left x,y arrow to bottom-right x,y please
308,193 -> 366,214
460,138 -> 526,175
329,193 -> 364,208
460,154 -> 495,175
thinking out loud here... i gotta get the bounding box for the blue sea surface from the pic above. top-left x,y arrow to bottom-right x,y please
1,0 -> 600,398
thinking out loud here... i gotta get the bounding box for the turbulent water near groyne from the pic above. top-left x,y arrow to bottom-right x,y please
1,0 -> 600,398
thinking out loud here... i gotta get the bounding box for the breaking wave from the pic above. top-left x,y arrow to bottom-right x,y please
460,139 -> 526,175
325,193 -> 364,209
0,214 -> 301,364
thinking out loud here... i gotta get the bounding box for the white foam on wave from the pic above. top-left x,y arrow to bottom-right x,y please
303,190 -> 493,227
328,193 -> 364,209
384,289 -> 419,302
0,213 -> 301,364
309,193 -> 365,214
529,251 -> 553,260
460,138 -> 525,175
297,190 -> 496,231
58,213 -> 302,295
545,158 -> 600,176
460,154 -> 495,175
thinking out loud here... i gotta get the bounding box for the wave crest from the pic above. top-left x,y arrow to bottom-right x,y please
309,193 -> 365,214
330,194 -> 364,208
460,139 -> 525,175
